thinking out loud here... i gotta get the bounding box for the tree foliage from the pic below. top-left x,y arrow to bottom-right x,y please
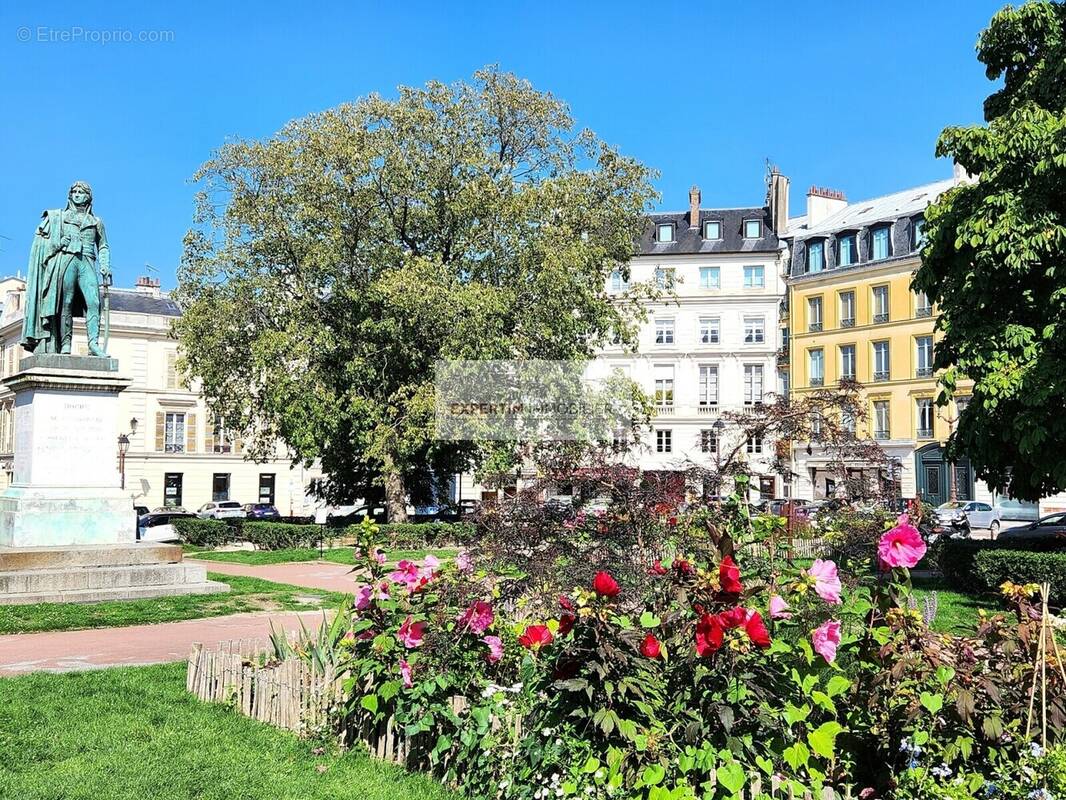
175,68 -> 657,517
914,1 -> 1066,499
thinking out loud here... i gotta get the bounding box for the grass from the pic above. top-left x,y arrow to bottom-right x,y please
911,576 -> 1002,633
0,662 -> 456,800
0,574 -> 346,635
187,546 -> 458,566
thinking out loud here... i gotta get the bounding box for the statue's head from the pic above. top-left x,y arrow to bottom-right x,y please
67,181 -> 92,211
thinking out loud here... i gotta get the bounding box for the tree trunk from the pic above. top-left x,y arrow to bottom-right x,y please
385,469 -> 408,523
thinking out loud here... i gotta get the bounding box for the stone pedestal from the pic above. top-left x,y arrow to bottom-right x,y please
0,354 -> 227,604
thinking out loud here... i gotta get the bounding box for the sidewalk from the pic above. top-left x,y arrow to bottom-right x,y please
188,558 -> 359,594
0,610 -> 328,676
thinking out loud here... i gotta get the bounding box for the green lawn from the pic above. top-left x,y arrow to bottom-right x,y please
0,662 -> 455,800
188,546 -> 458,566
0,575 -> 346,635
911,576 -> 1003,634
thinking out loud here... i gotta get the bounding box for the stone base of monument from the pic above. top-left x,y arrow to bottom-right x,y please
0,355 -> 228,603
0,543 -> 228,604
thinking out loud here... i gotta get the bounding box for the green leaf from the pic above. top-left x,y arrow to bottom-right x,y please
783,742 -> 810,771
920,691 -> 944,715
807,721 -> 844,760
825,675 -> 851,698
639,611 -> 661,628
582,757 -> 601,773
640,763 -> 666,787
715,760 -> 745,794
359,694 -> 378,714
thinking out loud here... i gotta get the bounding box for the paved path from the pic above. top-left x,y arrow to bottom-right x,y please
0,610 -> 328,676
189,558 -> 359,594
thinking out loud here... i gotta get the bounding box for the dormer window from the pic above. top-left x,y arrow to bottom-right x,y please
657,223 -> 674,243
703,220 -> 721,240
743,219 -> 762,239
913,217 -> 925,249
807,240 -> 825,273
838,233 -> 857,266
871,225 -> 892,260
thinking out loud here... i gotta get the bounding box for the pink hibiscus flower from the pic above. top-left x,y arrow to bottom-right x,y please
812,620 -> 842,663
458,600 -> 494,634
483,634 -> 504,663
388,560 -> 420,590
769,594 -> 792,619
456,550 -> 473,573
420,555 -> 440,580
878,515 -> 927,570
399,659 -> 413,688
397,616 -> 426,649
807,559 -> 842,605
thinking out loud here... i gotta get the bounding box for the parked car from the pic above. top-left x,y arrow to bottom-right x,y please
409,504 -> 461,523
134,505 -> 150,518
153,506 -> 189,515
322,504 -> 388,527
998,512 -> 1066,545
994,498 -> 1041,522
935,501 -> 1002,535
197,501 -> 245,520
137,511 -> 194,543
243,503 -> 280,520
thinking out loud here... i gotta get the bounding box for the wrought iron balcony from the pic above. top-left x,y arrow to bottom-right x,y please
916,367 -> 933,378
840,318 -> 855,328
917,428 -> 933,439
810,377 -> 824,387
808,322 -> 823,332
873,313 -> 889,324
875,431 -> 891,440
874,371 -> 890,382
915,307 -> 932,318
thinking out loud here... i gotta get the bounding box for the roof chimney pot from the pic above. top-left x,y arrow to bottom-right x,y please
688,185 -> 701,228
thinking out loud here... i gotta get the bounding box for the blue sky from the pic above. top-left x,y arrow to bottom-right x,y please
1,0 -> 1005,289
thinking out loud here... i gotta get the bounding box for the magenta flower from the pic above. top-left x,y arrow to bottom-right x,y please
355,585 -> 373,611
807,559 -> 842,605
458,600 -> 494,634
399,659 -> 413,688
878,515 -> 927,570
389,560 -> 420,590
769,594 -> 792,619
456,550 -> 473,573
812,620 -> 842,663
397,616 -> 426,649
372,549 -> 387,565
483,634 -> 504,663
419,555 -> 441,581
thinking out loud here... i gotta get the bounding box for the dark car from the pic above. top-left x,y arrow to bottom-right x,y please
243,503 -> 281,520
324,504 -> 388,528
997,512 -> 1066,545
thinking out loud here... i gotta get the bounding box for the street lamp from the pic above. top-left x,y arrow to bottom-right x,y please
117,434 -> 130,489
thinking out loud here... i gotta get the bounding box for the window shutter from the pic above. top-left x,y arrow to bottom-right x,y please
166,351 -> 177,390
205,420 -> 215,454
186,414 -> 197,453
155,412 -> 165,451
233,436 -> 243,455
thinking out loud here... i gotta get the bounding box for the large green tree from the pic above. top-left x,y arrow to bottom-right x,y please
914,1 -> 1066,500
176,69 -> 656,519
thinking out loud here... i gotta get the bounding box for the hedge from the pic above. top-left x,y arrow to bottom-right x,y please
173,517 -> 474,551
366,522 -> 476,549
173,518 -> 234,548
939,538 -> 1066,600
243,521 -> 326,550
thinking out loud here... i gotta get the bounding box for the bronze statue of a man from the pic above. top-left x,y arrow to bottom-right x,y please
22,181 -> 111,356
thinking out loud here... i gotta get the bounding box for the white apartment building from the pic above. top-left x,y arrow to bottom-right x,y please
0,276 -> 323,515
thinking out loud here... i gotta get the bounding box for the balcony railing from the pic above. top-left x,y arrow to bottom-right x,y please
875,431 -> 891,440
840,318 -> 855,328
808,322 -> 823,332
917,428 -> 933,439
915,307 -> 932,318
697,404 -> 718,415
873,313 -> 889,324
655,405 -> 675,416
916,367 -> 933,378
873,371 -> 890,382
840,374 -> 855,383
810,377 -> 824,387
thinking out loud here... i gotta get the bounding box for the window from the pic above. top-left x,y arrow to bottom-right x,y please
744,219 -> 762,238
657,223 -> 674,242
654,318 -> 674,345
874,401 -> 890,439
259,473 -> 276,505
746,435 -> 763,454
610,270 -> 628,292
164,412 -> 186,453
872,225 -> 891,260
703,220 -> 721,240
915,291 -> 932,318
839,291 -> 855,327
913,218 -> 925,249
699,317 -> 720,344
653,365 -> 675,407
699,429 -> 718,453
916,399 -> 934,439
654,267 -> 676,289
211,415 -> 233,453
656,429 -> 672,453
743,316 -> 765,344
811,412 -> 823,435
212,473 -> 231,502
838,233 -> 857,266
744,364 -> 764,405
807,296 -> 823,332
839,344 -> 856,380
841,411 -> 856,434
698,365 -> 719,407
164,473 -> 183,508
873,341 -> 890,381
699,266 -> 720,289
743,265 -> 765,289
916,336 -> 934,377
808,349 -> 824,387
808,240 -> 824,273
872,285 -> 890,323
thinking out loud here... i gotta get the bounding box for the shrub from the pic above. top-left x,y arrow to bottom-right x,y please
243,521 -> 326,550
173,517 -> 233,548
974,549 -> 1066,603
366,522 -> 476,549
939,538 -> 1066,596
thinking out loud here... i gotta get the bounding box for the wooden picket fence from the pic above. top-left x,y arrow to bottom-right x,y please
187,639 -> 854,799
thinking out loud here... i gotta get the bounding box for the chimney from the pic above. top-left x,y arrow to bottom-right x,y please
806,186 -> 848,227
688,185 -> 701,228
134,275 -> 161,298
768,167 -> 790,234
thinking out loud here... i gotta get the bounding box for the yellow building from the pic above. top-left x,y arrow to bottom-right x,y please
785,179 -> 976,503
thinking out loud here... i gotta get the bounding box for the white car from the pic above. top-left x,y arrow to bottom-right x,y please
935,501 -> 1003,535
137,512 -> 193,543
197,501 -> 245,520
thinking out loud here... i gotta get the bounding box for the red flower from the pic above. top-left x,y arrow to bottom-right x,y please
518,624 -> 553,651
672,558 -> 693,575
718,606 -> 747,630
718,556 -> 743,595
558,595 -> 575,612
592,571 -> 620,598
557,612 -> 576,636
649,560 -> 668,576
743,610 -> 772,648
667,516 -> 678,527
640,634 -> 662,659
695,613 -> 724,656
